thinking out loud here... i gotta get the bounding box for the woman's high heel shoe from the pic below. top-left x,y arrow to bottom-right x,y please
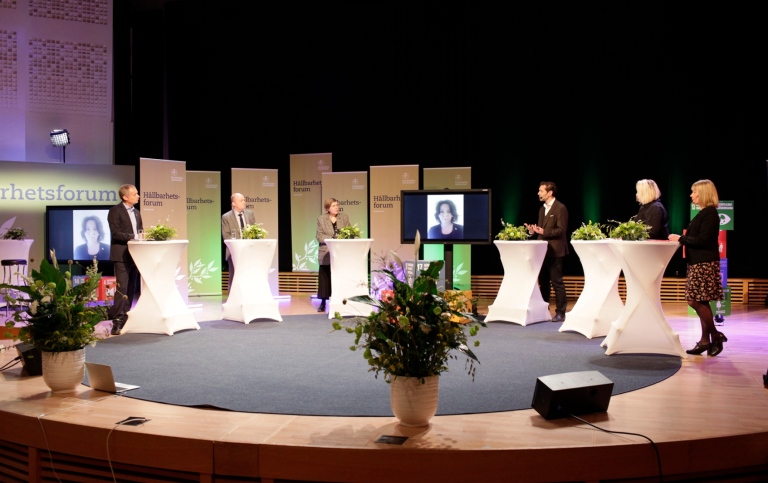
686,342 -> 710,355
708,332 -> 727,356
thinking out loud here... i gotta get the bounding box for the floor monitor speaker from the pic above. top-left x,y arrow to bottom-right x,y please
531,370 -> 613,420
16,343 -> 43,376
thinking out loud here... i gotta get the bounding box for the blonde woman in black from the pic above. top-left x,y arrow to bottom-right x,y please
668,179 -> 726,356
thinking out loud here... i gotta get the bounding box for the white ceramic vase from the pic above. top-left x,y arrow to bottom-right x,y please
390,375 -> 440,427
42,349 -> 85,393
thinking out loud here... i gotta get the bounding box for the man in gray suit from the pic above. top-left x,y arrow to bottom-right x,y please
221,193 -> 257,289
525,181 -> 569,322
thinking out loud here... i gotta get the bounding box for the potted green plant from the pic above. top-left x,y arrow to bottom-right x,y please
495,219 -> 531,240
242,223 -> 269,239
571,220 -> 608,240
332,253 -> 484,426
608,217 -> 651,241
1,226 -> 27,240
337,223 -> 362,239
144,219 -> 178,241
2,251 -> 109,392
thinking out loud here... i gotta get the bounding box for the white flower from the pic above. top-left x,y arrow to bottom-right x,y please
30,300 -> 39,315
41,295 -> 51,304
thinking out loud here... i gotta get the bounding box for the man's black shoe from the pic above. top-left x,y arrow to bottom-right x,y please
551,314 -> 565,323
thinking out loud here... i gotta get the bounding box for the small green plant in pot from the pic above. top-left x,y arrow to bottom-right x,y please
337,224 -> 362,239
608,217 -> 651,241
571,221 -> 608,240
495,219 -> 531,241
242,223 -> 268,239
144,218 -> 177,241
1,227 -> 27,240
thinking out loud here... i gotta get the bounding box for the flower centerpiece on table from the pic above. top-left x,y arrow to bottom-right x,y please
337,223 -> 362,240
1,226 -> 27,240
495,219 -> 531,241
2,251 -> 108,352
332,257 -> 485,383
242,223 -> 268,240
144,217 -> 177,241
571,220 -> 608,240
608,217 -> 651,241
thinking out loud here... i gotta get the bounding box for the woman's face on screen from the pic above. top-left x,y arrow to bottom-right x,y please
438,203 -> 453,225
84,220 -> 99,242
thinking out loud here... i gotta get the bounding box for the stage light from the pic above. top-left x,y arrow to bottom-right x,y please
50,129 -> 70,147
50,129 -> 70,163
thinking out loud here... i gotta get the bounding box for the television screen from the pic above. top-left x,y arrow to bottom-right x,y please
45,205 -> 113,262
401,189 -> 492,244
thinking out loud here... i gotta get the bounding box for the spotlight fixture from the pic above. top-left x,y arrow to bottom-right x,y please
50,129 -> 71,163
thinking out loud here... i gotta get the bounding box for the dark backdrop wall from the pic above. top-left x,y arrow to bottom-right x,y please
114,1 -> 768,278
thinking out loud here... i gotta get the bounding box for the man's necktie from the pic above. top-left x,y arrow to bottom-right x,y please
238,213 -> 245,229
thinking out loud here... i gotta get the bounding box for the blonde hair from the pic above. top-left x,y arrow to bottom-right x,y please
636,179 -> 661,205
692,179 -> 719,208
323,197 -> 338,212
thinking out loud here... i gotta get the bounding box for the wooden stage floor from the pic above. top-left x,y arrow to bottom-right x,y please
2,296 -> 767,483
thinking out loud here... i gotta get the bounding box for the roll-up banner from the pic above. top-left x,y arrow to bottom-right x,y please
186,171 -> 222,296
423,167 -> 472,290
0,160 -> 134,267
232,168 -> 281,297
369,165 -> 419,295
140,157 -> 189,301
321,172 -> 369,237
290,153 -> 331,272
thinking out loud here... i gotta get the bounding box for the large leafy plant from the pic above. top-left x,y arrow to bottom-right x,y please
608,217 -> 651,241
495,219 -> 531,241
332,258 -> 484,383
571,220 -> 608,240
2,252 -> 108,352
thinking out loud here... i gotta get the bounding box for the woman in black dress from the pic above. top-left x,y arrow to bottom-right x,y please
668,179 -> 726,356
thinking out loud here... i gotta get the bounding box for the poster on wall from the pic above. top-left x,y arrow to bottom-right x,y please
290,153 -> 331,272
423,167 -> 472,291
321,172 -> 368,237
369,165 -> 419,297
186,171 -> 222,296
0,160 -> 133,267
232,168 -> 280,296
140,157 -> 189,300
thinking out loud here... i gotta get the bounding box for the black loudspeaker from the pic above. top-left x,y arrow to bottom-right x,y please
531,371 -> 614,420
15,343 -> 43,376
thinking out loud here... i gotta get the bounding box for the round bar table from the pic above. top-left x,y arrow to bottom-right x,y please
222,239 -> 282,323
560,240 -> 624,338
601,240 -> 685,357
486,240 -> 551,326
324,238 -> 374,319
124,240 -> 199,335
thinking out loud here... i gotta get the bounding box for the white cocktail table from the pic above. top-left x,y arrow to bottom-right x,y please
125,240 -> 199,335
222,239 -> 282,323
324,238 -> 374,318
486,240 -> 551,325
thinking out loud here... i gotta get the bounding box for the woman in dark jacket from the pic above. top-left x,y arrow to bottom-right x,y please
635,179 -> 669,240
668,179 -> 726,356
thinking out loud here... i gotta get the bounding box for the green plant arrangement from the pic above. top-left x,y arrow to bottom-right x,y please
144,219 -> 178,241
495,219 -> 531,241
608,217 -> 651,241
242,223 -> 268,239
331,259 -> 485,383
2,251 -> 108,352
1,227 -> 27,240
571,220 -> 608,240
337,223 -> 362,239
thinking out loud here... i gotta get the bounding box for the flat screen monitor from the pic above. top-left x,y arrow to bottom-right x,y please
401,189 -> 492,244
45,205 -> 113,263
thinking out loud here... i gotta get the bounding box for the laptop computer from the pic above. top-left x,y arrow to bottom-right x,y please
85,362 -> 140,393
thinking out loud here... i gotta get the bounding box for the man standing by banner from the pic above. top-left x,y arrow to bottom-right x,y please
108,184 -> 143,335
222,193 -> 256,289
525,181 -> 569,322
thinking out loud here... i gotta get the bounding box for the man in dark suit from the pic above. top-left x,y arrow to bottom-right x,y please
525,181 -> 569,322
221,193 -> 257,290
108,184 -> 143,335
